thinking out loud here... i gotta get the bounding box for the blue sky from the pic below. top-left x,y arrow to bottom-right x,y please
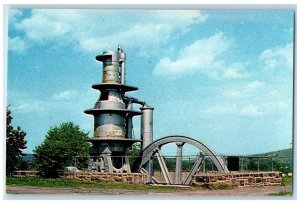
7,9 -> 294,155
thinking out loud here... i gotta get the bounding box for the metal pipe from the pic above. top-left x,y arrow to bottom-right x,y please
141,104 -> 154,175
140,104 -> 154,150
118,45 -> 126,84
123,96 -> 145,106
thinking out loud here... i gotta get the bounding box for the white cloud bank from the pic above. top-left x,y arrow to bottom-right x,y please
259,43 -> 293,70
8,36 -> 27,52
153,32 -> 231,79
9,9 -> 208,53
240,104 -> 263,117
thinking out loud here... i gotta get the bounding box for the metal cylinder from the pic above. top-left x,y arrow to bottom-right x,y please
101,51 -> 120,84
140,105 -> 154,150
94,113 -> 126,138
120,52 -> 126,85
94,91 -> 126,139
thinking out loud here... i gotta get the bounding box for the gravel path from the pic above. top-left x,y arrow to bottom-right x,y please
5,185 -> 292,198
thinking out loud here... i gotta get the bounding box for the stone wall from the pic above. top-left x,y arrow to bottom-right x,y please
13,171 -> 148,184
61,172 -> 148,184
192,172 -> 282,187
13,171 -> 39,177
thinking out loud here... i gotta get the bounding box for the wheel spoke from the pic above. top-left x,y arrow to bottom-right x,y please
155,149 -> 172,184
175,142 -> 184,184
183,153 -> 204,185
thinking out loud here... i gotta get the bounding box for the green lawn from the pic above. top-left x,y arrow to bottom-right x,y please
269,191 -> 293,196
6,177 -> 180,191
281,176 -> 292,186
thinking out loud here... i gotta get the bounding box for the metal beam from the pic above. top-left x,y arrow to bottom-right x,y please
155,150 -> 172,184
175,142 -> 184,184
183,154 -> 204,185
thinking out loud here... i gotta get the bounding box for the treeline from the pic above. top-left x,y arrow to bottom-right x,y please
6,107 -> 90,178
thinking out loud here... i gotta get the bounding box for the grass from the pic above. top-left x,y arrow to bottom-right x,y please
281,176 -> 292,186
269,191 -> 293,196
6,177 -> 182,191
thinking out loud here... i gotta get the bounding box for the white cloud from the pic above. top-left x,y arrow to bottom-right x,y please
8,37 -> 27,52
223,67 -> 243,79
9,9 -> 23,25
206,104 -> 238,115
12,102 -> 44,113
153,32 -> 231,79
52,90 -> 78,100
240,104 -> 263,117
11,9 -> 208,53
247,80 -> 264,91
222,89 -> 242,98
259,43 -> 293,70
269,89 -> 280,97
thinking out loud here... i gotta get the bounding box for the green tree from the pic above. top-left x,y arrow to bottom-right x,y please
6,106 -> 27,177
129,143 -> 141,170
33,122 -> 90,178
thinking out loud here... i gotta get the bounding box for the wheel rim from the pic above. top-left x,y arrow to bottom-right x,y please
139,135 -> 229,185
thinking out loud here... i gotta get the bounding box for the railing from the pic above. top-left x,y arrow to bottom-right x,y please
18,154 -> 293,174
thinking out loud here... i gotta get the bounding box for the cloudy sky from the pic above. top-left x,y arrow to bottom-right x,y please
7,8 -> 294,155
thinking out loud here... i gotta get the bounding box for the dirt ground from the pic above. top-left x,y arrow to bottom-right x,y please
5,184 -> 293,197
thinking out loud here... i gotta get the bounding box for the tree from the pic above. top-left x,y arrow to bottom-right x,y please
129,143 -> 141,168
33,122 -> 90,178
6,106 -> 27,177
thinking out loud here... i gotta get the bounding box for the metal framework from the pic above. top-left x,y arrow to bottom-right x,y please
138,135 -> 229,185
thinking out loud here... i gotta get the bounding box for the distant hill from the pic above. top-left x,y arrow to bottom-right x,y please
246,148 -> 293,174
252,148 -> 293,158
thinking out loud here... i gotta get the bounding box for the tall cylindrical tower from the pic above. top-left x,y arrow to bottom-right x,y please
84,46 -> 142,173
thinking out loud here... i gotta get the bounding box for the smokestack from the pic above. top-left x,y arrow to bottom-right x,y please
140,104 -> 154,150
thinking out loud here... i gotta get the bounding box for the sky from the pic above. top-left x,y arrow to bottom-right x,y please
6,8 -> 294,156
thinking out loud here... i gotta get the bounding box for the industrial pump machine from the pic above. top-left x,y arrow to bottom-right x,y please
85,46 -> 228,185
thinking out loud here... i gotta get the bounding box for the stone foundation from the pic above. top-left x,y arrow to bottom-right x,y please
13,171 -> 148,184
13,171 -> 39,177
61,172 -> 148,184
193,172 -> 282,187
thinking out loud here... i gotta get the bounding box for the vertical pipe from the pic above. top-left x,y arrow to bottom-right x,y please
141,104 -> 154,175
121,61 -> 125,84
140,104 -> 154,149
119,48 -> 126,84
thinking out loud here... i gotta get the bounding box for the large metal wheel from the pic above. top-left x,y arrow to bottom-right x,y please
138,135 -> 229,185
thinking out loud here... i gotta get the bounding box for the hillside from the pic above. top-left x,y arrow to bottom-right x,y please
245,148 -> 293,174
253,148 -> 293,158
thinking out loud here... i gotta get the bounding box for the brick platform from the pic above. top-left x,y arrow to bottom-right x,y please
192,172 -> 282,187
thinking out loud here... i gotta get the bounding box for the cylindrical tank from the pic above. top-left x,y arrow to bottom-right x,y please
140,105 -> 154,150
94,90 -> 126,139
101,51 -> 120,84
94,113 -> 126,138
